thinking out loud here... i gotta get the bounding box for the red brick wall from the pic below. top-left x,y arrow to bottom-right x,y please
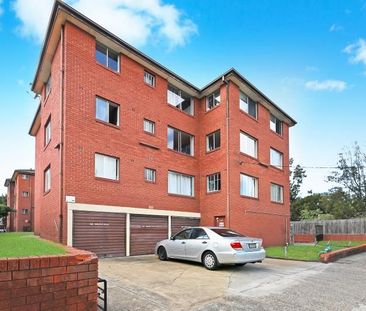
14,175 -> 34,232
34,21 -> 292,247
0,248 -> 98,311
6,183 -> 15,232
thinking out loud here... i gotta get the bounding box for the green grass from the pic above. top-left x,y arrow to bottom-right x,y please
0,233 -> 66,258
266,240 -> 366,261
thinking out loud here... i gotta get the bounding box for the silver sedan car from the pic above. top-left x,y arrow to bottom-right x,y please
155,227 -> 265,270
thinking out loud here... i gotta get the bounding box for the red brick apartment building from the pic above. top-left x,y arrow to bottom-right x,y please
29,1 -> 296,257
4,170 -> 35,232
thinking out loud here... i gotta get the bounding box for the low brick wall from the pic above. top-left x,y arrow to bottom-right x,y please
320,244 -> 366,263
0,247 -> 98,311
294,234 -> 366,243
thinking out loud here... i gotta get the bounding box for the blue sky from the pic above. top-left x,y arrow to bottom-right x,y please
1,0 -> 366,195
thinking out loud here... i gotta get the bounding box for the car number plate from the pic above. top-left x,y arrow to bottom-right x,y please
248,243 -> 257,249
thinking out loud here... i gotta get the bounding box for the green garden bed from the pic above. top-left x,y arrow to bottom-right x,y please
266,240 -> 366,261
0,233 -> 66,258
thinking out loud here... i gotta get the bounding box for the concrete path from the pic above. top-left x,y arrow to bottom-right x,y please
99,253 -> 366,310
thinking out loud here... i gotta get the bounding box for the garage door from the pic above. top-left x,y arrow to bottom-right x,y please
73,211 -> 126,257
130,215 -> 168,256
171,217 -> 200,235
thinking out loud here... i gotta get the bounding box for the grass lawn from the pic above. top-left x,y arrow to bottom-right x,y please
0,233 -> 66,258
266,240 -> 366,261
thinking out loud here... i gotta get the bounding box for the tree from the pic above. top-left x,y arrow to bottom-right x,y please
289,158 -> 307,220
328,142 -> 366,217
0,204 -> 13,228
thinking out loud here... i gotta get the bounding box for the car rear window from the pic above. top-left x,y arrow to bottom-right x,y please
211,229 -> 244,237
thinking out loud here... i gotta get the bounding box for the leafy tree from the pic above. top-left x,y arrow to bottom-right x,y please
0,204 -> 13,227
328,142 -> 366,217
289,158 -> 307,220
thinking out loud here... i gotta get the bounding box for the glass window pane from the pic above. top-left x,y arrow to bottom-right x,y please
96,98 -> 108,122
181,132 -> 192,155
240,174 -> 257,198
248,98 -> 257,118
108,49 -> 119,71
240,132 -> 257,158
240,92 -> 249,113
96,43 -> 107,66
109,104 -> 119,125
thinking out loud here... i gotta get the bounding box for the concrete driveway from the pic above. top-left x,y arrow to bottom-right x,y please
99,253 -> 366,311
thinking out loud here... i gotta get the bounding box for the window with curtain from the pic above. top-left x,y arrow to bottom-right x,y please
270,114 -> 283,135
95,153 -> 119,180
144,71 -> 156,87
270,148 -> 283,169
44,117 -> 51,146
167,127 -> 194,156
206,90 -> 220,111
271,183 -> 283,203
143,119 -> 155,134
168,171 -> 194,197
44,166 -> 51,193
206,130 -> 221,152
167,84 -> 194,115
240,132 -> 257,158
240,174 -> 258,198
207,173 -> 221,192
240,91 -> 257,118
144,168 -> 156,182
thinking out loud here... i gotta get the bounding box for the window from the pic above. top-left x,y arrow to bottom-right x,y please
95,153 -> 119,180
240,132 -> 257,158
22,174 -> 29,180
96,97 -> 119,126
44,166 -> 51,193
144,71 -> 156,87
45,76 -> 51,97
167,127 -> 194,156
271,183 -> 284,203
206,130 -> 221,152
190,228 -> 209,239
22,191 -> 29,198
240,174 -> 258,198
207,173 -> 221,193
240,91 -> 257,118
21,209 -> 29,215
270,148 -> 283,169
206,90 -> 220,111
143,119 -> 155,134
168,171 -> 194,197
270,114 -> 283,135
144,168 -> 156,183
96,42 -> 119,72
211,228 -> 244,237
174,228 -> 192,240
45,118 -> 51,146
167,85 -> 194,115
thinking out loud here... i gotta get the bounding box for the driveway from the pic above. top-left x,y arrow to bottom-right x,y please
99,253 -> 366,310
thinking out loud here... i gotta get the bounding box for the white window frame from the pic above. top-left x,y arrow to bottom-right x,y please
143,119 -> 155,134
22,174 -> 29,180
239,91 -> 257,119
167,127 -> 194,156
271,183 -> 284,203
45,117 -> 51,146
270,148 -> 283,169
144,71 -> 156,87
168,171 -> 194,197
96,42 -> 120,72
207,172 -> 221,193
44,166 -> 51,193
22,191 -> 29,198
96,97 -> 120,126
144,168 -> 156,183
240,173 -> 258,198
21,209 -> 29,215
206,130 -> 221,152
206,90 -> 220,111
270,114 -> 283,135
240,132 -> 258,158
167,84 -> 194,115
95,153 -> 120,181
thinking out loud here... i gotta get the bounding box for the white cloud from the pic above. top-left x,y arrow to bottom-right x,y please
343,39 -> 366,67
305,80 -> 347,92
329,24 -> 343,32
12,0 -> 197,48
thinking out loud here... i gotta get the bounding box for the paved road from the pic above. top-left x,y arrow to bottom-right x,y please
99,253 -> 366,310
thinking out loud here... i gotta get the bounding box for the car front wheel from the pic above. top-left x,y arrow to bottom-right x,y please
158,246 -> 168,261
202,251 -> 219,270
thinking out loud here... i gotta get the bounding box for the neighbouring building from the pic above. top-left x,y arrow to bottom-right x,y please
29,1 -> 296,257
4,170 -> 35,232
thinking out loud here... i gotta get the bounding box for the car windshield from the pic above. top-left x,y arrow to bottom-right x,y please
211,228 -> 245,237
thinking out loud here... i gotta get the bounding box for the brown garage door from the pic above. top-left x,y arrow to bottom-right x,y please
73,211 -> 126,257
130,215 -> 168,256
171,217 -> 200,235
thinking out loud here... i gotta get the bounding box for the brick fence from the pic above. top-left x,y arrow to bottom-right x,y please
0,247 -> 98,311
